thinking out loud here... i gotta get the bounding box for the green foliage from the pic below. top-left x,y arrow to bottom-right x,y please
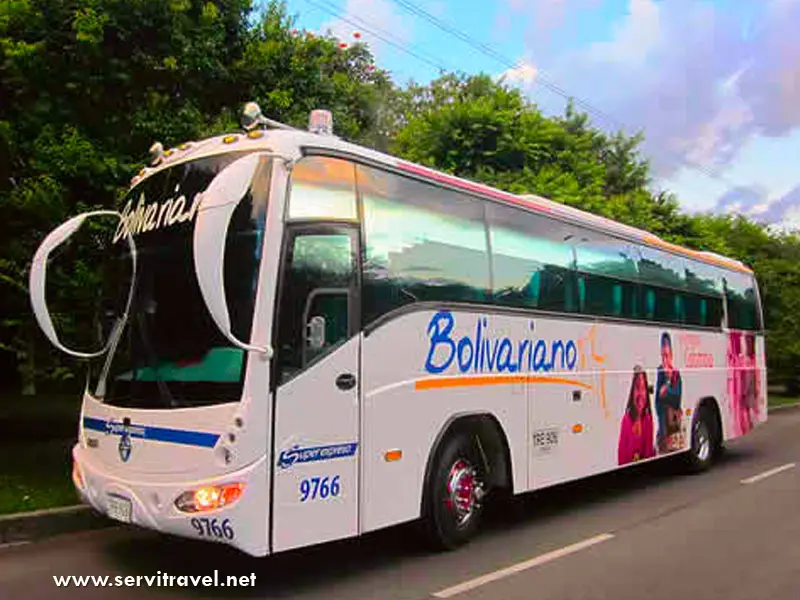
391,74 -> 800,386
0,0 -> 387,392
1,2 -> 798,392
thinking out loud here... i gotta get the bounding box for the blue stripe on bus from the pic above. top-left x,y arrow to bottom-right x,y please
82,417 -> 220,448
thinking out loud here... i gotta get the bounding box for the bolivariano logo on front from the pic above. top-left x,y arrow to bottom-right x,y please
113,186 -> 202,243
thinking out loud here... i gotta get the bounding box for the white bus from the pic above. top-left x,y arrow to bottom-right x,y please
29,104 -> 767,557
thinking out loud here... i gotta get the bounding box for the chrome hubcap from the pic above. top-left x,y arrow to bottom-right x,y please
694,420 -> 711,462
445,459 -> 484,527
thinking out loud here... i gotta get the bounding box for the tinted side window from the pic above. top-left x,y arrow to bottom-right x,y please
684,294 -> 724,327
572,231 -> 639,318
637,246 -> 685,290
685,260 -> 723,296
288,157 -> 357,220
578,274 -> 639,318
359,166 -> 491,325
725,272 -> 760,331
275,230 -> 357,385
486,203 -> 578,313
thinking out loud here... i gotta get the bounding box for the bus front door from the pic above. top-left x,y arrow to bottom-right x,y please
270,224 -> 361,553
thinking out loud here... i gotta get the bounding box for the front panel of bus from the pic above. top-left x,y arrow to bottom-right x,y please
72,150 -> 279,556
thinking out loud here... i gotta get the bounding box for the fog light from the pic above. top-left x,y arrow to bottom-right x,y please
174,483 -> 244,513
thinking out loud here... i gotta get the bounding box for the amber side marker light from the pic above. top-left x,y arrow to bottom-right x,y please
175,483 -> 245,513
384,449 -> 403,462
572,424 -> 584,434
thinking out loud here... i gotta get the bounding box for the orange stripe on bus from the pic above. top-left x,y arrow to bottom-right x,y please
414,375 -> 593,391
643,235 -> 753,274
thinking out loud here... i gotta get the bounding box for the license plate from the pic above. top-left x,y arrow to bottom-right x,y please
106,494 -> 132,523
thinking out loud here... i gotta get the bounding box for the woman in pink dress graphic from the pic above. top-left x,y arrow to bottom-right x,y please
618,365 -> 656,465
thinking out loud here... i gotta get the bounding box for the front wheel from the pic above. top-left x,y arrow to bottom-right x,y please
684,406 -> 719,473
422,430 -> 488,551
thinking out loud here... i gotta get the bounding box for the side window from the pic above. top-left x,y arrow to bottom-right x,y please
572,231 -> 639,318
636,246 -> 685,324
486,203 -> 577,313
686,260 -> 723,296
275,230 -> 357,385
288,157 -> 357,220
578,273 -> 639,318
359,166 -> 491,325
725,273 -> 760,331
637,246 -> 685,290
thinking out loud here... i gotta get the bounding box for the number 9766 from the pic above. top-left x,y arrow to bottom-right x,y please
299,475 -> 341,502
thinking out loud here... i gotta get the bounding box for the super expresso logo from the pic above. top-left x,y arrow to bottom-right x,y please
278,443 -> 359,470
423,311 -> 579,375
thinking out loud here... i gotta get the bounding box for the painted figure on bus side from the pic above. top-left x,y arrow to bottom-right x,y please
655,332 -> 684,453
728,332 -> 761,436
618,365 -> 656,465
743,333 -> 762,429
726,331 -> 743,435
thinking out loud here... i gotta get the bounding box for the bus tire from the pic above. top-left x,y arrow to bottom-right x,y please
422,429 -> 487,551
684,404 -> 719,473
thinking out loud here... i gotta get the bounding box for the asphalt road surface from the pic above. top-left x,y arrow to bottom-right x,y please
3,406 -> 800,600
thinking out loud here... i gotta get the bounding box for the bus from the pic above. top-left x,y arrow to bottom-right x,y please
28,103 -> 767,557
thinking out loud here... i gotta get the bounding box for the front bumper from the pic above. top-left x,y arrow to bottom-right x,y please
71,445 -> 269,557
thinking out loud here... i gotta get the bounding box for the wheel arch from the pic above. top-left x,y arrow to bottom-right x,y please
695,396 -> 723,448
420,411 -> 513,516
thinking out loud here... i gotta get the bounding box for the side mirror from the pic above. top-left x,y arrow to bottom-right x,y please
306,315 -> 326,350
193,153 -> 273,359
29,210 -> 136,359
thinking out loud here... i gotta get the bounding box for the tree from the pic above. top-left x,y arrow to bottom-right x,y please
0,0 -> 388,394
391,73 -> 800,388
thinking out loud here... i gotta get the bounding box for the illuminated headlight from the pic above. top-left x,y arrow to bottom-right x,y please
174,483 -> 245,513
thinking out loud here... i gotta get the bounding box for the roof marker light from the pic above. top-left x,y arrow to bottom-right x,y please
149,142 -> 164,166
308,109 -> 334,136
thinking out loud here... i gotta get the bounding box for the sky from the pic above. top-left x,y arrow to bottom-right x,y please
276,0 -> 800,230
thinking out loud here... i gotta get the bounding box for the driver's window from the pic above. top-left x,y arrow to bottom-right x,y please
275,231 -> 356,385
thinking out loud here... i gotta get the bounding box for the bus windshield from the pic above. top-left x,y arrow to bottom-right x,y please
91,151 -> 272,409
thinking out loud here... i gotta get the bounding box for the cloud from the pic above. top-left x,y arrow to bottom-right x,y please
319,0 -> 411,59
713,182 -> 800,231
502,61 -> 539,87
508,0 -> 800,180
737,0 -> 800,137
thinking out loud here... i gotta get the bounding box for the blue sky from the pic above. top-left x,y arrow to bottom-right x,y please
277,0 -> 800,229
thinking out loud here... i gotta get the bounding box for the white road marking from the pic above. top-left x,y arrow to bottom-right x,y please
0,541 -> 30,550
432,532 -> 615,598
741,462 -> 796,485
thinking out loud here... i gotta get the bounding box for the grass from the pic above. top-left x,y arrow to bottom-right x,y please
0,438 -> 80,515
0,392 -> 82,515
768,394 -> 800,409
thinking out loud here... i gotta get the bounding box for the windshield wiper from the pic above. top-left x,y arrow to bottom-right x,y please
135,311 -> 179,409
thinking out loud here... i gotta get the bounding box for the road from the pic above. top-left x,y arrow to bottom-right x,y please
2,406 -> 800,600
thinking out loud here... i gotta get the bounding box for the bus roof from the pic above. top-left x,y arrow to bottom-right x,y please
130,127 -> 753,276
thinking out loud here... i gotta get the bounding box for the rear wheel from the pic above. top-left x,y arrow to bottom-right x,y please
684,405 -> 719,473
422,429 -> 488,551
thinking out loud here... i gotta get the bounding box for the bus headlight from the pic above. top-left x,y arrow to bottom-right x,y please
174,483 -> 245,513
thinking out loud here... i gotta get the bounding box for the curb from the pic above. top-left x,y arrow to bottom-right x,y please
0,504 -> 115,545
769,401 -> 800,412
